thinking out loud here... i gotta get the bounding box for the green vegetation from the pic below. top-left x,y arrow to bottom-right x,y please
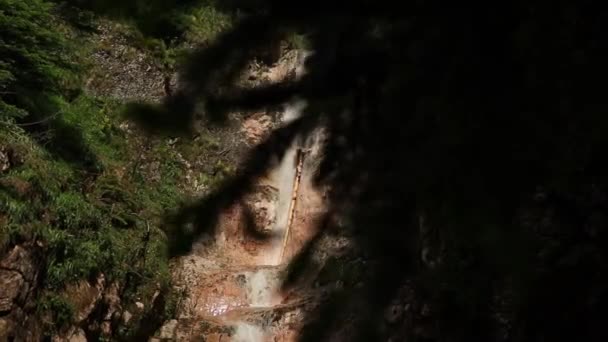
0,0 -> 79,122
1,96 -> 181,327
37,293 -> 75,331
0,0 -> 220,331
180,4 -> 232,43
57,0 -> 236,71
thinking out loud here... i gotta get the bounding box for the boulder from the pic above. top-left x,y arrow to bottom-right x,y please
158,319 -> 178,339
64,274 -> 105,323
0,245 -> 39,313
52,327 -> 87,342
0,270 -> 24,312
103,282 -> 121,320
1,245 -> 37,282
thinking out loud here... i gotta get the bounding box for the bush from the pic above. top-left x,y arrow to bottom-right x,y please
0,0 -> 233,331
0,0 -> 79,121
37,293 -> 75,331
52,192 -> 101,230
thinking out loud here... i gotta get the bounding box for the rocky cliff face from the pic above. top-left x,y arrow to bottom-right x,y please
0,244 -> 44,341
0,242 -> 166,341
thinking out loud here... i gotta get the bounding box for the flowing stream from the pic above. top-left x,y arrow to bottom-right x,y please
229,98 -> 307,341
165,51 -> 326,341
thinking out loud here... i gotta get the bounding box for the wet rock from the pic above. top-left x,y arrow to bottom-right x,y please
161,51 -> 333,341
244,185 -> 279,234
159,319 -> 178,339
242,114 -> 273,145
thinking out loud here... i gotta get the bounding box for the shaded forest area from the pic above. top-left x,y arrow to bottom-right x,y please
3,0 -> 608,341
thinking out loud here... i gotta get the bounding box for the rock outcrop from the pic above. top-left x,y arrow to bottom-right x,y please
0,244 -> 44,341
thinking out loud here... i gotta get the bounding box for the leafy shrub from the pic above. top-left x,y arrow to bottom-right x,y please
0,0 -> 79,121
0,0 -> 236,331
180,4 -> 232,43
37,293 -> 75,331
52,192 -> 101,230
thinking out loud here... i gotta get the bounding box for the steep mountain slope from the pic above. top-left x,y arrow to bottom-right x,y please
0,2 -> 238,339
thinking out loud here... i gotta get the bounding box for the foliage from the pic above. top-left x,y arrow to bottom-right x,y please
1,103 -> 180,288
0,0 -> 79,122
0,2 -> 201,332
58,0 -> 234,43
179,4 -> 232,43
37,293 -> 75,331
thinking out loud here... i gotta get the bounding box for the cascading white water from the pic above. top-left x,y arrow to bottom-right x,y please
241,99 -> 308,320
236,52 -> 312,341
257,51 -> 312,267
246,267 -> 282,307
233,322 -> 266,342
163,50 -> 326,342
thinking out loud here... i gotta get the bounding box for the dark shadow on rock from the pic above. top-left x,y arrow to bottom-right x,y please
163,115 -> 317,257
123,286 -> 171,342
240,199 -> 280,241
123,1 -> 608,341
